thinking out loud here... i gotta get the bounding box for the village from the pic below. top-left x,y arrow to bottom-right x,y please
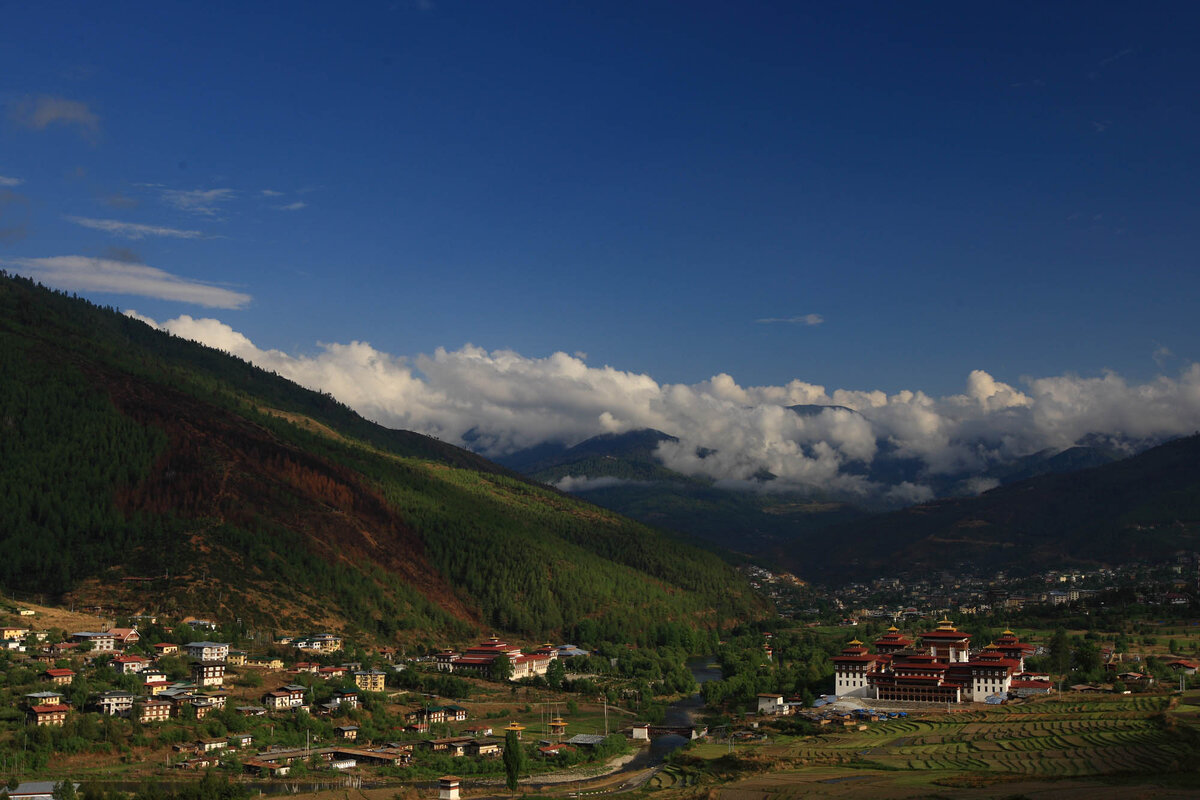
0,609 -> 657,787
744,552 -> 1200,624
6,573 -> 1200,798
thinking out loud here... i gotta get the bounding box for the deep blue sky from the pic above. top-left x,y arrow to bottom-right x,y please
2,1 -> 1198,396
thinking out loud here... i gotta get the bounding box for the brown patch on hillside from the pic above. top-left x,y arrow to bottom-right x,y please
0,599 -> 107,632
81,365 -> 480,632
258,406 -> 351,444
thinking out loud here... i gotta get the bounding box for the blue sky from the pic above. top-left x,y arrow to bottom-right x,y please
4,2 -> 1200,496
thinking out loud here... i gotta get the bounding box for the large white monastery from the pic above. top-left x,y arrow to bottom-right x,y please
833,620 -> 1047,703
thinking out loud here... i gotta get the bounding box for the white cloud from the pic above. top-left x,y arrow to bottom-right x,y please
962,476 -> 1001,496
122,314 -> 1200,502
261,189 -> 284,197
277,201 -> 307,211
0,175 -> 23,187
4,256 -> 250,309
553,475 -> 645,492
756,314 -> 824,325
67,216 -> 203,240
160,188 -> 234,216
10,95 -> 100,139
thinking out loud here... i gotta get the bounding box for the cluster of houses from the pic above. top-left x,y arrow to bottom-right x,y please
19,628 -> 394,729
279,633 -> 344,654
23,636 -> 239,726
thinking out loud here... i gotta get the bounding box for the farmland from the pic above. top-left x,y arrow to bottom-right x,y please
657,692 -> 1200,799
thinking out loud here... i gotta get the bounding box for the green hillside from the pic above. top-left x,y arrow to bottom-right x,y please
0,273 -> 764,643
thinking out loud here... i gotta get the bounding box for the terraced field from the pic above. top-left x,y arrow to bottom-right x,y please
797,696 -> 1190,776
676,694 -> 1200,798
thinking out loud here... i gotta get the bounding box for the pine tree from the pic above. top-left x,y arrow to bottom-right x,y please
503,729 -> 524,794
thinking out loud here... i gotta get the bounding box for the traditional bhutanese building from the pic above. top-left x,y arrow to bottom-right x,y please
919,619 -> 971,662
838,624 -> 1034,704
435,637 -> 552,680
991,630 -> 1036,671
832,640 -> 880,698
548,716 -> 567,739
946,646 -> 1020,701
873,626 -> 913,656
28,704 -> 70,726
869,653 -> 963,703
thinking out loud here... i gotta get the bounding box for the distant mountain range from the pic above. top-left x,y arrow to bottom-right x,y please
0,273 -> 764,641
494,423 -> 1169,568
800,432 -> 1200,582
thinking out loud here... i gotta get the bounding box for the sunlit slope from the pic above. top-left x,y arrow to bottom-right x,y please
0,273 -> 764,640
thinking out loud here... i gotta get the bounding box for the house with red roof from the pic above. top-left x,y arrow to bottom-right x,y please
27,704 -> 69,726
107,627 -> 140,647
44,668 -> 75,686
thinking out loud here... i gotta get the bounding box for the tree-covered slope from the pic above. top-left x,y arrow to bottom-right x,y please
0,273 -> 764,642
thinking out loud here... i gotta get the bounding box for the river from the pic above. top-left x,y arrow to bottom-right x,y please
639,655 -> 722,764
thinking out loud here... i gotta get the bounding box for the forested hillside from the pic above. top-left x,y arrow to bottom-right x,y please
0,273 -> 764,643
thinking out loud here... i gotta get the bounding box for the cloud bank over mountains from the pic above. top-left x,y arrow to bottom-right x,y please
129,312 -> 1200,501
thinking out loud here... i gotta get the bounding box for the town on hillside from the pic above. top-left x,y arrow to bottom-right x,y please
6,562 -> 1200,796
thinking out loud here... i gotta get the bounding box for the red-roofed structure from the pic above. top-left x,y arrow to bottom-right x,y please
44,668 -> 75,685
434,637 -> 553,680
919,619 -> 971,662
833,624 -> 1035,704
873,626 -> 913,655
28,704 -> 69,726
832,640 -> 881,698
991,630 -> 1036,670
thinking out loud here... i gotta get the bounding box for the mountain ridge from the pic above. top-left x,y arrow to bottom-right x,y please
0,273 -> 764,642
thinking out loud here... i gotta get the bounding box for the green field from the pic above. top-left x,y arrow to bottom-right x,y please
662,693 -> 1200,798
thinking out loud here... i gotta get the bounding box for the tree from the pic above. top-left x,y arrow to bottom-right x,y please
1073,640 -> 1102,679
503,729 -> 524,794
492,654 -> 514,683
546,659 -> 565,690
1048,628 -> 1071,675
52,782 -> 77,800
